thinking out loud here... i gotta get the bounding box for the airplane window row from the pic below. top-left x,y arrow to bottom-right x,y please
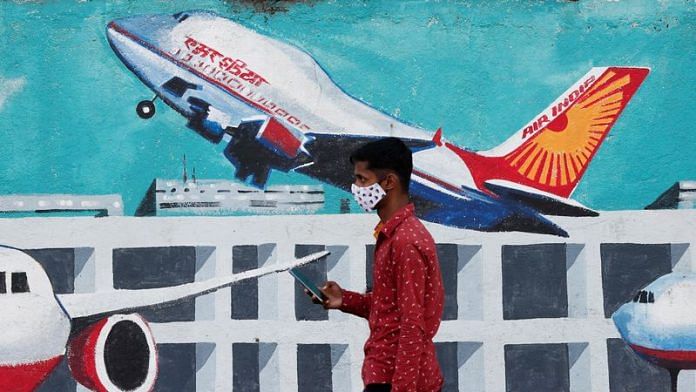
0,272 -> 30,294
632,290 -> 654,304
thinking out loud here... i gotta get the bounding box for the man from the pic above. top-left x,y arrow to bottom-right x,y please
310,137 -> 445,392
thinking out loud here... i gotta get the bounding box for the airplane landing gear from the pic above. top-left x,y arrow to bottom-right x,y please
670,369 -> 680,392
136,97 -> 157,119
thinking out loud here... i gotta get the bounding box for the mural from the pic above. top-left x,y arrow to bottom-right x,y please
613,273 -> 696,392
135,158 -> 326,217
106,10 -> 648,237
0,245 -> 328,391
0,1 -> 694,391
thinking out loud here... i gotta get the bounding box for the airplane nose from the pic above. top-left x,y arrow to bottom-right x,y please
106,13 -> 184,63
105,16 -> 149,44
107,13 -> 182,41
611,303 -> 633,338
105,21 -> 119,45
105,20 -> 134,68
105,15 -> 167,69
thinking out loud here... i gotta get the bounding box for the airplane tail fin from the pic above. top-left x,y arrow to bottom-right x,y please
479,67 -> 649,198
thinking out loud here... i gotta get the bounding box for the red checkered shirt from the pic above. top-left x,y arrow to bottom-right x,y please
340,203 -> 445,391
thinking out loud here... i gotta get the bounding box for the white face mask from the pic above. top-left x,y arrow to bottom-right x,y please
351,182 -> 387,212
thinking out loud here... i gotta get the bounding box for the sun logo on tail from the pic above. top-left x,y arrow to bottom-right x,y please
502,68 -> 648,194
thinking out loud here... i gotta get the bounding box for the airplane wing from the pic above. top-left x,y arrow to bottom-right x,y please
294,132 -> 436,192
484,179 -> 598,217
57,250 -> 329,319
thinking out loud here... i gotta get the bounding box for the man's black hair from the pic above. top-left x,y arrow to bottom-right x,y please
349,137 -> 413,192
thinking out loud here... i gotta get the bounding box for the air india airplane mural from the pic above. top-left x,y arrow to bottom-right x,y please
106,10 -> 649,237
0,246 -> 328,392
613,273 -> 696,392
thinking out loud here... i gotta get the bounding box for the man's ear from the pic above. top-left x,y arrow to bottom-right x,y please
383,172 -> 399,191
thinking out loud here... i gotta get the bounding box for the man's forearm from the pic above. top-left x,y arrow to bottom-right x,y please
339,290 -> 371,319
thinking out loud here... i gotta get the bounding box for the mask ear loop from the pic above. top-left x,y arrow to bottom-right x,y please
372,175 -> 389,211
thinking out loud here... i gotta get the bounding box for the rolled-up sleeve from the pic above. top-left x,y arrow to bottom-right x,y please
392,243 -> 427,391
339,290 -> 372,319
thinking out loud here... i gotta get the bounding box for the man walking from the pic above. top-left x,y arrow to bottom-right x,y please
314,137 -> 445,392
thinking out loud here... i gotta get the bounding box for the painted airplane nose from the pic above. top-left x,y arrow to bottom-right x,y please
105,21 -> 120,47
105,20 -> 135,71
106,13 -> 185,69
105,15 -> 152,52
611,302 -> 635,342
107,13 -> 182,42
612,304 -> 626,328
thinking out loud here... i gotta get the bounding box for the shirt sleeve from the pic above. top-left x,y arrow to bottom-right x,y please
339,290 -> 372,319
392,243 -> 427,392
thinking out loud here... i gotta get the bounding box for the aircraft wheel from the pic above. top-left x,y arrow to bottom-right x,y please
136,100 -> 156,119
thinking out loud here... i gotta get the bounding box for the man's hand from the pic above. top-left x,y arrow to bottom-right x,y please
305,281 -> 343,309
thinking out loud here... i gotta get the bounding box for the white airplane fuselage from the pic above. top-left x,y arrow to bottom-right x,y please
106,12 -> 430,141
105,11 -> 575,236
0,244 -> 329,392
105,12 -> 481,198
0,249 -> 70,391
105,11 -> 650,236
613,273 -> 696,370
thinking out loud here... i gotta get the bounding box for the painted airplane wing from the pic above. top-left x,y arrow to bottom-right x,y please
57,250 -> 329,319
484,179 -> 598,217
410,180 -> 570,237
294,132 -> 437,191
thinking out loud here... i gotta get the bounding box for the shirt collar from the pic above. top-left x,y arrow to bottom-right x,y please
374,203 -> 415,239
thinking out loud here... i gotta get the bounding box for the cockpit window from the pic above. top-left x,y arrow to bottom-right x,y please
0,272 -> 5,293
172,12 -> 189,23
634,290 -> 655,304
11,272 -> 29,293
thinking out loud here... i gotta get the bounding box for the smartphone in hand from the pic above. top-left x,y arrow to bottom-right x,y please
289,268 -> 326,302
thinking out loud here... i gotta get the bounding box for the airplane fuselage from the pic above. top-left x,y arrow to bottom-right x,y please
106,11 -> 570,235
106,12 -> 477,190
0,245 -> 330,391
107,11 -> 650,237
0,249 -> 70,392
613,273 -> 696,370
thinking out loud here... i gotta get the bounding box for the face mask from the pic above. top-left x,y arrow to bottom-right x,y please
351,182 -> 387,212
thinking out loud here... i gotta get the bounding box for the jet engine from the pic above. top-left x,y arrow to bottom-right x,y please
224,116 -> 311,187
67,314 -> 157,392
184,96 -> 313,186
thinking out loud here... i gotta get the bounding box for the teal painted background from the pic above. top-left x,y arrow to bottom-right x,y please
0,0 -> 693,216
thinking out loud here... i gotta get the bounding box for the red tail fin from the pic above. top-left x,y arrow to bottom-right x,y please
477,67 -> 649,198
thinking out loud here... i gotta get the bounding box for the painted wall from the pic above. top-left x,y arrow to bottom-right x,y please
1,210 -> 695,391
0,0 -> 693,214
0,1 -> 694,391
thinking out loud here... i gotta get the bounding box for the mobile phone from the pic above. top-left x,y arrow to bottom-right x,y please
289,268 -> 327,302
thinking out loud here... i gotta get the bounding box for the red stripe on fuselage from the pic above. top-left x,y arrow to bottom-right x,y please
0,355 -> 63,392
630,344 -> 696,370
